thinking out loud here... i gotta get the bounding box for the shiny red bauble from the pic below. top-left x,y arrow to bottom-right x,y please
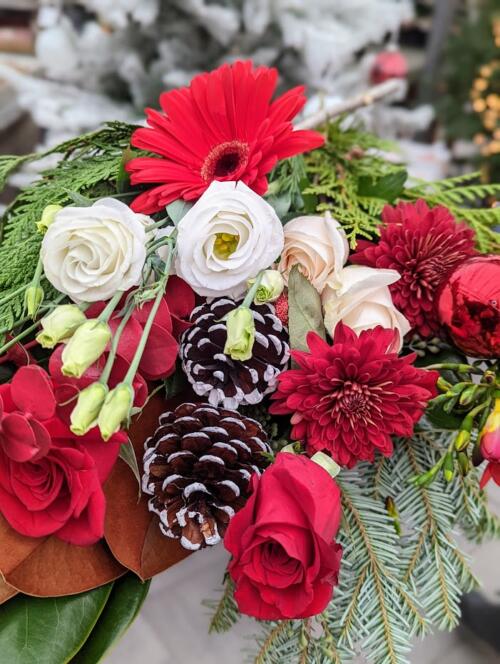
370,50 -> 408,85
436,255 -> 500,358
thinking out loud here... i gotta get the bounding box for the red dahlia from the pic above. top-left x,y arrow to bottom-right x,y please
350,200 -> 477,338
126,60 -> 324,213
270,324 -> 438,468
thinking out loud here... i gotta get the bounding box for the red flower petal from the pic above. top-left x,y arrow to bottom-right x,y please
10,366 -> 56,421
0,413 -> 50,462
138,323 -> 178,381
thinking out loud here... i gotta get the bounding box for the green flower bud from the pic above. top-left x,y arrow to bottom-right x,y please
457,452 -> 470,476
36,204 -> 63,234
252,270 -> 285,304
97,382 -> 134,441
223,307 -> 255,361
454,429 -> 470,451
24,286 -> 44,318
70,382 -> 109,436
36,304 -> 87,348
61,319 -> 112,378
443,452 -> 455,482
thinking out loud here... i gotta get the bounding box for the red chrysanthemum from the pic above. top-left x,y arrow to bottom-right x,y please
350,200 -> 477,338
269,324 -> 438,468
126,60 -> 324,214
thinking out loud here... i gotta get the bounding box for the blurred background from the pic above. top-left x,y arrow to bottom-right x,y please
0,1 -> 498,662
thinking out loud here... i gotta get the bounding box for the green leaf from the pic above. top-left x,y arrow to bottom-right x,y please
358,169 -> 408,202
166,200 -> 193,224
265,192 -> 292,219
0,584 -> 113,664
63,189 -> 95,207
424,404 -> 463,430
72,574 -> 151,663
120,439 -> 142,499
116,147 -> 133,194
164,361 -> 188,398
287,265 -> 326,353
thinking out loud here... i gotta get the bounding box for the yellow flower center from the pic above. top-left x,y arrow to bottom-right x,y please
214,232 -> 239,259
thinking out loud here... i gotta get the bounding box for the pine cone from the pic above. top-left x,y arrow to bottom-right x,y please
180,297 -> 289,408
142,402 -> 270,551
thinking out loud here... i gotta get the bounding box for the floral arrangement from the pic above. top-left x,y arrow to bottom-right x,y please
0,61 -> 499,664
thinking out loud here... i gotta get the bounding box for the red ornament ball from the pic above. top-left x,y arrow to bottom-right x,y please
370,50 -> 408,85
437,255 -> 500,358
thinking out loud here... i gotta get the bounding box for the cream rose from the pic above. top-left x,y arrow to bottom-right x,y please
41,198 -> 148,302
322,265 -> 410,351
279,213 -> 349,293
175,181 -> 284,298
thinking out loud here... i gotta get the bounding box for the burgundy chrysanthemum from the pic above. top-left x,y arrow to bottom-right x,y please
350,200 -> 477,338
269,324 -> 438,468
126,60 -> 324,214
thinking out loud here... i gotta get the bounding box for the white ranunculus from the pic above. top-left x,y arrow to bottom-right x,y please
175,181 -> 284,298
41,198 -> 149,302
322,265 -> 411,351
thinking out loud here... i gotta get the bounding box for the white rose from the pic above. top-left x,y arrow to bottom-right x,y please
41,198 -> 148,302
279,213 -> 349,293
322,265 -> 411,351
175,181 -> 284,298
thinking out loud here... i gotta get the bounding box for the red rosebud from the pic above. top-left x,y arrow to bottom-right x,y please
437,255 -> 500,359
370,50 -> 408,85
224,453 -> 343,620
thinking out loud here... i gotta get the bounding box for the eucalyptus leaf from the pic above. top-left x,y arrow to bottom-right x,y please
72,574 -> 151,663
120,439 -> 142,500
358,169 -> 407,202
287,265 -> 326,353
265,192 -> 291,219
166,200 -> 193,224
0,585 -> 113,664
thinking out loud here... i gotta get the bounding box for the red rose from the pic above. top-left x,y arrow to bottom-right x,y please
0,366 -> 122,546
224,453 -> 343,620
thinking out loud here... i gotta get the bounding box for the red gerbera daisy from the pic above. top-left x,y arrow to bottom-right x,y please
269,323 -> 438,468
350,200 -> 477,338
126,60 -> 324,214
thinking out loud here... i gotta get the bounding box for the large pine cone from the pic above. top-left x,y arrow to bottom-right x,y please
180,297 -> 289,409
142,402 -> 270,551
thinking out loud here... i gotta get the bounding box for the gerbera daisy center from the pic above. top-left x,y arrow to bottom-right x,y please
201,141 -> 250,182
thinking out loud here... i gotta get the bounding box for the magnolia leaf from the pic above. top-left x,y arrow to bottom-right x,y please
72,574 -> 151,663
287,265 -> 326,353
120,439 -> 142,500
0,577 -> 17,605
166,199 -> 193,224
358,169 -> 407,202
0,513 -> 124,596
105,395 -> 190,580
0,585 -> 112,664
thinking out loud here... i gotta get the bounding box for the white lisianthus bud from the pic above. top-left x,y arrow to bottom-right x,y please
251,270 -> 284,304
174,181 -> 284,298
70,382 -> 109,436
98,382 -> 134,441
36,204 -> 63,234
36,304 -> 87,348
322,265 -> 410,351
61,320 -> 112,377
41,198 -> 149,303
24,286 -> 44,318
279,213 -> 349,293
224,307 -> 255,361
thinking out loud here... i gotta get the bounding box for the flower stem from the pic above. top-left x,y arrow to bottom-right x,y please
0,294 -> 66,355
0,283 -> 28,308
97,290 -> 124,323
124,242 -> 176,385
99,302 -> 136,386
